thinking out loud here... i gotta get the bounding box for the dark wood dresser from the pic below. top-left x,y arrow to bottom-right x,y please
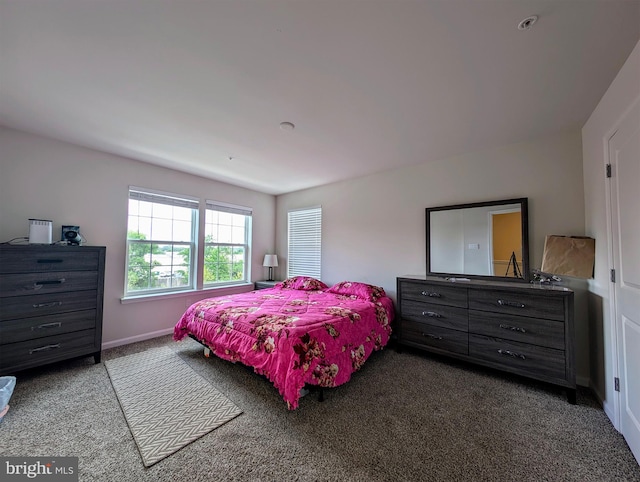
396,276 -> 575,403
0,244 -> 106,374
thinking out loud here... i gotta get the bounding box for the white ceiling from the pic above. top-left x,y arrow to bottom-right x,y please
1,1 -> 639,195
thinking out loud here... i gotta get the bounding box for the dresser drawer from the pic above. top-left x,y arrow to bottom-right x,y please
468,289 -> 565,321
400,281 -> 468,308
401,300 -> 468,332
0,330 -> 98,373
0,249 -> 100,274
0,310 -> 97,344
469,334 -> 566,381
0,271 -> 98,298
400,319 -> 468,355
0,290 -> 98,321
469,311 -> 564,350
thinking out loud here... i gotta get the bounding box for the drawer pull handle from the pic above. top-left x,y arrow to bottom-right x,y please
422,311 -> 442,318
499,323 -> 526,333
497,299 -> 525,308
32,322 -> 62,330
498,349 -> 526,360
29,344 -> 61,354
36,259 -> 64,264
34,278 -> 66,287
421,291 -> 441,298
422,333 -> 443,340
32,301 -> 63,308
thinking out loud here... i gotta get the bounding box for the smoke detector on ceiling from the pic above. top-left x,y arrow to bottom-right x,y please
518,15 -> 538,30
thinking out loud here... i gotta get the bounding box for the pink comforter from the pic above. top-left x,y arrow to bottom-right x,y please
174,287 -> 394,409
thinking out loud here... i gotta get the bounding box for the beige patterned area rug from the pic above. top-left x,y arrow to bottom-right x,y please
105,346 -> 242,467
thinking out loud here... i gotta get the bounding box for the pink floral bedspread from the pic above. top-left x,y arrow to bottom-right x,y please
174,287 -> 394,409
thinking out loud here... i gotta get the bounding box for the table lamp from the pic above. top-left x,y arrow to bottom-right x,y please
263,254 -> 278,281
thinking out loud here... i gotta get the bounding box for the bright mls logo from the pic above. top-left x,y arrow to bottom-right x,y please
0,458 -> 78,481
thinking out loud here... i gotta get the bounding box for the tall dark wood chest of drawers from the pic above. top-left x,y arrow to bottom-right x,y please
396,276 -> 575,403
0,244 -> 106,374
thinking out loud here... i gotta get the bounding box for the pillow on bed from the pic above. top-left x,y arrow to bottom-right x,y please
326,281 -> 386,301
278,276 -> 328,291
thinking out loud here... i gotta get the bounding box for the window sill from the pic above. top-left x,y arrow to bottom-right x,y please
120,282 -> 254,304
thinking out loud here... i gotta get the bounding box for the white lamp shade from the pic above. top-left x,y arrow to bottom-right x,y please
263,254 -> 278,267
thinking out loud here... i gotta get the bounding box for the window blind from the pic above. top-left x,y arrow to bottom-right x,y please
129,187 -> 199,210
287,207 -> 322,279
206,200 -> 253,217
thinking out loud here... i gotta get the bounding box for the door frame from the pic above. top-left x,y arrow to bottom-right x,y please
604,95 -> 640,435
605,124 -> 621,430
487,207 -> 521,277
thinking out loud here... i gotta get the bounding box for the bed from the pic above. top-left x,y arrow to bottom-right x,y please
174,276 -> 394,409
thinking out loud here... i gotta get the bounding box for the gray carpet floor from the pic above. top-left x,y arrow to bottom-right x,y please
1,334 -> 639,482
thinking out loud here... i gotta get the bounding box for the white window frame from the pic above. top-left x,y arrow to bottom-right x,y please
125,187 -> 199,297
203,200 -> 253,287
287,206 -> 322,279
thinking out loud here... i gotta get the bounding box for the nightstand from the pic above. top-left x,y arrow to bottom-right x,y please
255,280 -> 281,290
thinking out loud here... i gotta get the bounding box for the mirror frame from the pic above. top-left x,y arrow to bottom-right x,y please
426,197 -> 530,282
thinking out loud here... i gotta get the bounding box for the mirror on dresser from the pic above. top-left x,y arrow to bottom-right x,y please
426,198 -> 530,282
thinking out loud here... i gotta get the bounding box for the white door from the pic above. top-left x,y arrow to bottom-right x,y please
608,96 -> 640,465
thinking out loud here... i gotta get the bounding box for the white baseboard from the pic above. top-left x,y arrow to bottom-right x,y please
603,399 -> 619,431
588,379 -> 620,432
101,328 -> 174,350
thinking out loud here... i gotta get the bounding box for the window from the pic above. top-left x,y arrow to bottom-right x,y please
287,206 -> 322,278
204,201 -> 252,286
124,189 -> 254,299
126,187 -> 198,296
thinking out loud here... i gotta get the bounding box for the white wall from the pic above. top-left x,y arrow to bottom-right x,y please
276,129 -> 590,381
0,128 -> 276,347
582,40 -> 640,420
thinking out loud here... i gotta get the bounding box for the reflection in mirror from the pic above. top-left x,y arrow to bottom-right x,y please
426,198 -> 529,282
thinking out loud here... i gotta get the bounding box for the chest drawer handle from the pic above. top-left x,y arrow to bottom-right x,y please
499,323 -> 526,333
29,344 -> 61,354
497,299 -> 525,308
422,333 -> 443,340
32,322 -> 63,330
422,311 -> 442,318
34,278 -> 66,287
32,301 -> 63,309
498,349 -> 526,360
421,291 -> 441,298
36,259 -> 64,264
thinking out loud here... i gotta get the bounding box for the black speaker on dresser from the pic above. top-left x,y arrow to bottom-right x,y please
61,225 -> 81,245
